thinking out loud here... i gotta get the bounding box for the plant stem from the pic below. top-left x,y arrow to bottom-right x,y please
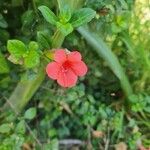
3,65 -> 45,112
3,30 -> 65,112
3,0 -> 84,113
52,29 -> 65,48
32,0 -> 38,17
77,26 -> 133,98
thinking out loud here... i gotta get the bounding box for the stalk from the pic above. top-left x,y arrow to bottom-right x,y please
77,27 -> 133,98
52,29 -> 65,48
3,66 -> 45,112
3,30 -> 65,112
3,0 -> 84,112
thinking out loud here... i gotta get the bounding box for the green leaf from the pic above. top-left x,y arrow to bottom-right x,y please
7,40 -> 27,60
0,14 -> 8,28
37,31 -> 51,49
24,49 -> 40,68
24,107 -> 37,120
8,54 -> 24,65
59,5 -> 72,23
0,124 -> 11,133
57,0 -> 82,13
0,52 -> 9,74
28,41 -> 39,51
0,76 -> 10,88
38,6 -> 58,25
16,120 -> 26,134
21,10 -> 34,28
118,0 -> 128,9
57,0 -> 66,12
70,8 -> 96,28
24,42 -> 40,68
43,139 -> 59,150
0,29 -> 9,42
57,22 -> 73,36
111,22 -> 121,33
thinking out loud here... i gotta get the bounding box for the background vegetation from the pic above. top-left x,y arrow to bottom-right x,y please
0,0 -> 150,149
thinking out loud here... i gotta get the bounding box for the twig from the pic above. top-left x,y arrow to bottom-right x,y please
87,125 -> 93,150
32,0 -> 38,17
104,127 -> 110,150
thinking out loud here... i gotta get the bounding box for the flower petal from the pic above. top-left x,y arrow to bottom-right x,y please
57,69 -> 77,87
71,61 -> 88,76
46,62 -> 60,79
68,51 -> 81,62
54,49 -> 67,63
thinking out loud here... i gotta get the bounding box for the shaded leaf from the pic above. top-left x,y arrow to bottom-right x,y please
0,52 -> 9,74
38,6 -> 58,25
16,120 -> 26,134
0,124 -> 11,133
0,14 -> 8,28
24,107 -> 37,120
21,10 -> 34,28
37,31 -> 51,49
70,8 -> 96,28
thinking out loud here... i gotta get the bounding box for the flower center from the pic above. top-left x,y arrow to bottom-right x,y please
61,61 -> 71,72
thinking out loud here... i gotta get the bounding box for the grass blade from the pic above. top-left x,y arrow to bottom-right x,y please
77,26 -> 133,97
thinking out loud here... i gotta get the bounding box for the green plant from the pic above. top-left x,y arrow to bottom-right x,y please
0,0 -> 149,149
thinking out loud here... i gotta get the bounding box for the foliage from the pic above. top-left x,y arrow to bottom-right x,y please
0,0 -> 150,149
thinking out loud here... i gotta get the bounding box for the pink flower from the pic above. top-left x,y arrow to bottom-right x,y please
46,49 -> 88,87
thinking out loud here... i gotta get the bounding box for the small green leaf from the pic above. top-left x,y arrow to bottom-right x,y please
59,5 -> 72,23
70,8 -> 96,28
24,49 -> 40,68
28,41 -> 39,51
24,42 -> 40,68
0,52 -> 9,74
24,107 -> 37,120
38,6 -> 58,25
0,123 -> 11,133
7,40 -> 27,60
57,22 -> 73,36
16,120 -> 26,134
